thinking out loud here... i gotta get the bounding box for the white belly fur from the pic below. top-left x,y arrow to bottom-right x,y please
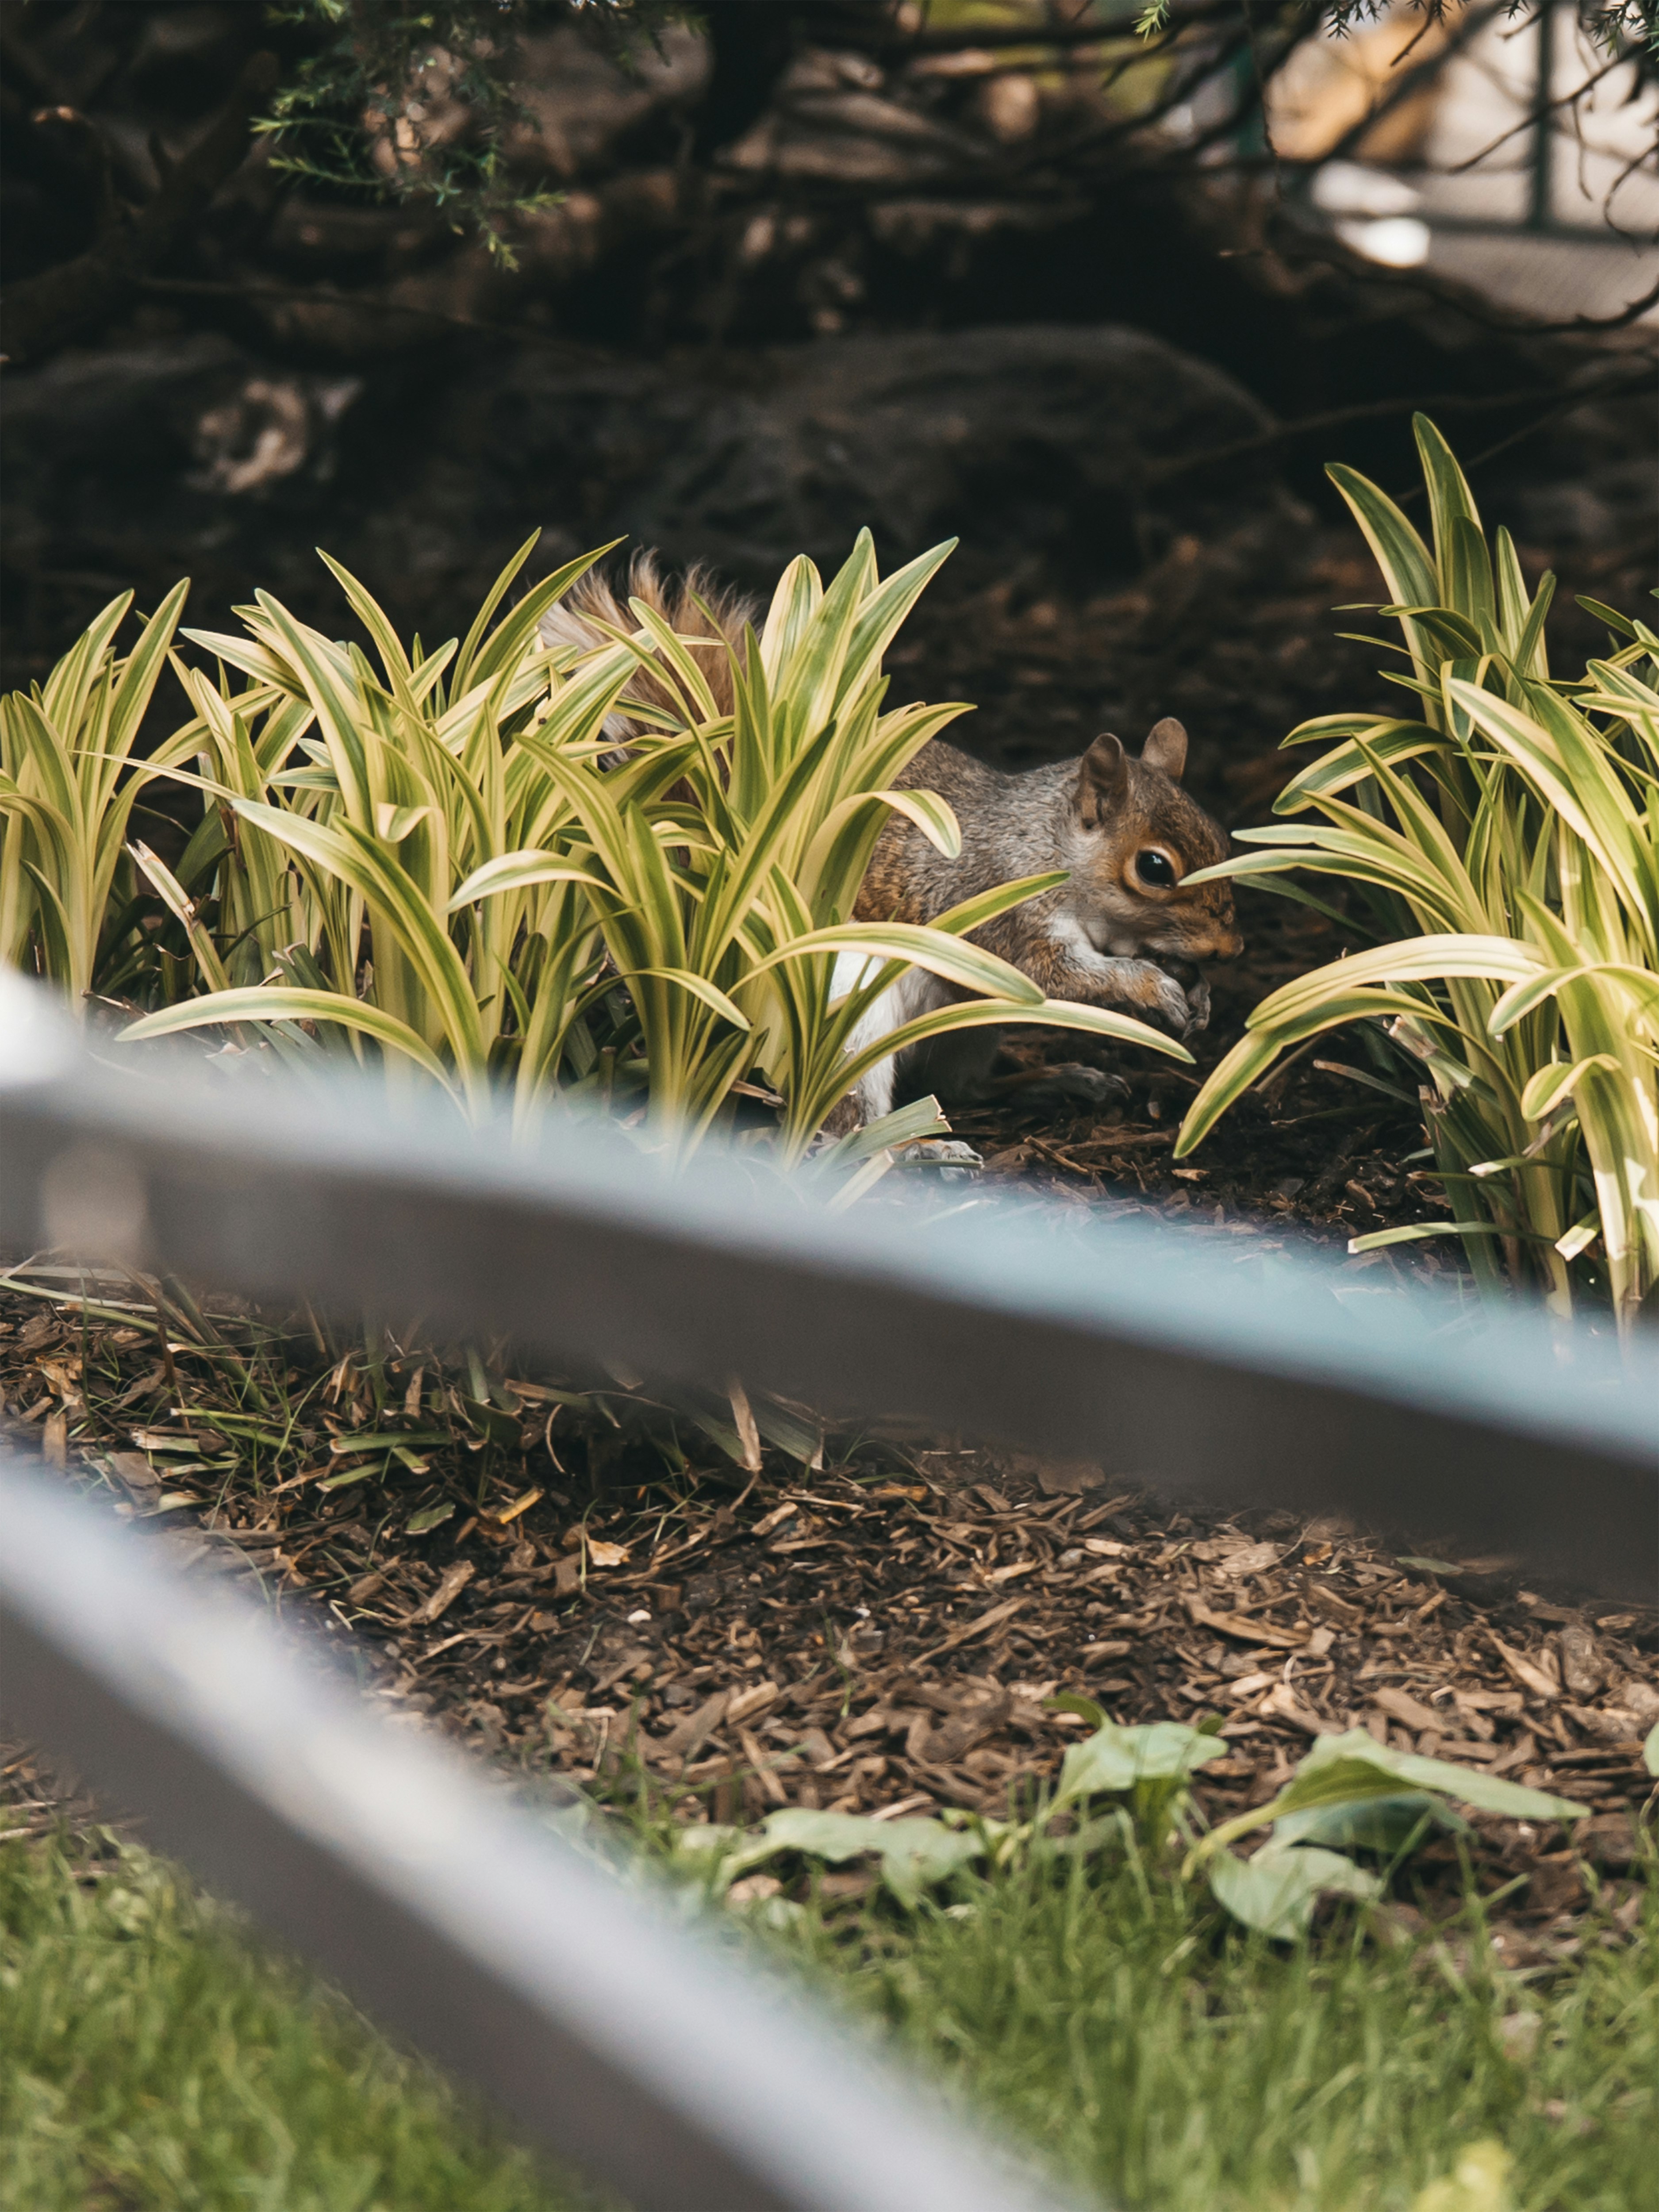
830,953 -> 954,1122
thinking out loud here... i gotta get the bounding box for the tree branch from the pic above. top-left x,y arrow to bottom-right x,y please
1144,369 -> 1655,482
0,50 -> 280,369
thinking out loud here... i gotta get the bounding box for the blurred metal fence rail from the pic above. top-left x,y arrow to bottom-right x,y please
0,1465 -> 1087,2212
2,983 -> 1656,1601
0,977 -> 1656,2210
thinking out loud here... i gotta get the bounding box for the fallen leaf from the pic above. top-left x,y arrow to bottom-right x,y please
728,1379 -> 761,1475
408,1560 -> 474,1625
587,1538 -> 629,1567
1491,1634 -> 1560,1701
1372,1685 -> 1447,1735
653,1689 -> 730,1762
919,1595 -> 1026,1659
43,1409 -> 68,1467
107,1451 -> 160,1490
1555,1621 -> 1603,1699
727,1679 -> 780,1726
1187,1599 -> 1306,1650
1214,1542 -> 1282,1579
1259,1683 -> 1337,1734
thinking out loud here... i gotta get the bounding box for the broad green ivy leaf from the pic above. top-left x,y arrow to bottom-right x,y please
674,1824 -> 742,1861
1196,1733 -> 1581,1867
1644,1719 -> 1659,1779
867,1819 -> 987,1909
1044,1692 -> 1106,1730
1300,1729 -> 1584,1824
1056,1719 -> 1227,1805
1275,1791 -> 1467,1854
1195,1755 -> 1442,1865
711,1808 -> 984,1908
1208,1842 -> 1380,1942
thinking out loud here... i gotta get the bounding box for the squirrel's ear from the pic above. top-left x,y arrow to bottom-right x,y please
1142,717 -> 1188,782
1078,733 -> 1129,826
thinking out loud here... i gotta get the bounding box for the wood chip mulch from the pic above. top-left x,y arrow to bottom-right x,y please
4,1270 -> 1654,1960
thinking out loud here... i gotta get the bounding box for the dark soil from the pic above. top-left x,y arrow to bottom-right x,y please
6,0 -> 1656,2024
4,1283 -> 1655,1960
5,447 -> 1655,1941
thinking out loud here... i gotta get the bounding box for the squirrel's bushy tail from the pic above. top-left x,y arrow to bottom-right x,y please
538,552 -> 757,739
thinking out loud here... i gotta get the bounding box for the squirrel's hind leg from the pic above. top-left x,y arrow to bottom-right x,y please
987,1061 -> 1130,1113
895,1021 -> 1002,1112
836,966 -> 957,1127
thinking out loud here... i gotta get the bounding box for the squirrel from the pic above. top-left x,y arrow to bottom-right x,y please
541,556 -> 1241,1128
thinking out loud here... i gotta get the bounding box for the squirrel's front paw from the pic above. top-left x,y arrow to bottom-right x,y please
1178,974 -> 1211,1037
1110,959 -> 1193,1036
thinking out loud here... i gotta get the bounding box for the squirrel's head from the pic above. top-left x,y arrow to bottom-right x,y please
1064,719 -> 1242,964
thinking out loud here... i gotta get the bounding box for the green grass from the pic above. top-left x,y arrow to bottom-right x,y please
755,1843 -> 1657,2212
0,1828 -> 593,2212
4,1821 -> 1654,2211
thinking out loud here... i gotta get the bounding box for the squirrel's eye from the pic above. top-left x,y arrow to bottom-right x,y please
1135,849 -> 1177,889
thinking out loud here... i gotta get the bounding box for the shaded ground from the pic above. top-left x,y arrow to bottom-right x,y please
4,292 -> 1655,1973
4,1280 -> 1654,1969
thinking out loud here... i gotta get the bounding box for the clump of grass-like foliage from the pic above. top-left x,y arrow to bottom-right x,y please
0,1826 -> 594,2212
1177,418 -> 1659,1332
1,530 -> 1185,1170
8,1803 -> 1654,2212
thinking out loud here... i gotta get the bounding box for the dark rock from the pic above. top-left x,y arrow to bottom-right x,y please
0,335 -> 373,691
543,324 -> 1302,591
0,323 -> 1300,692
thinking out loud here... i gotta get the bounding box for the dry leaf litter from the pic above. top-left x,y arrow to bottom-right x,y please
3,1265 -> 1653,1962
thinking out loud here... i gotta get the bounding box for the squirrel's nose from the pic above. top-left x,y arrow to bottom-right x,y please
1187,926 -> 1243,962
